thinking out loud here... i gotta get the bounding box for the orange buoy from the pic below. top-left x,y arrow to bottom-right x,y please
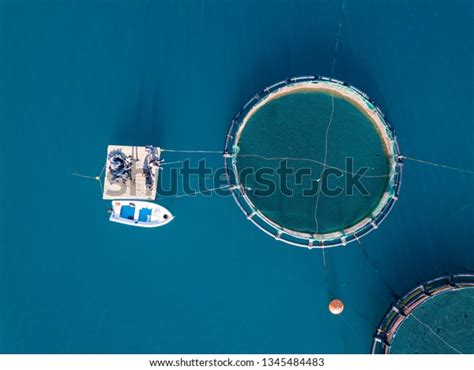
329,299 -> 344,315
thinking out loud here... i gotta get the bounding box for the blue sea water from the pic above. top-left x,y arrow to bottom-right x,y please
0,0 -> 473,353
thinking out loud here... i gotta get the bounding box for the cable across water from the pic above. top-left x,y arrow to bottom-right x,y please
160,149 -> 474,176
410,313 -> 463,354
401,155 -> 474,175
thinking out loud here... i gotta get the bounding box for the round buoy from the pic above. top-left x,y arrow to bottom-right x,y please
329,299 -> 344,315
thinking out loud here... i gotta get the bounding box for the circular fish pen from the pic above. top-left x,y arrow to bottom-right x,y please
372,274 -> 474,354
223,76 -> 402,249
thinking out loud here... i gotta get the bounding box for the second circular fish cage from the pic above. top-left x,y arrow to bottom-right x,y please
372,274 -> 474,354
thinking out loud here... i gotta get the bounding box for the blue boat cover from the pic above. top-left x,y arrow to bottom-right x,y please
138,208 -> 152,222
120,205 -> 135,220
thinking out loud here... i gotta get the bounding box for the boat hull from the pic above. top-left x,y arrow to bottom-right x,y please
109,200 -> 174,228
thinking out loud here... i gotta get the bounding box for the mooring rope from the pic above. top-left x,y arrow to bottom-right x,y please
400,155 -> 474,175
71,173 -> 98,180
159,160 -> 188,166
314,92 -> 336,234
314,0 -> 346,235
72,163 -> 106,193
321,247 -> 328,269
162,148 -> 223,154
331,0 -> 345,76
356,242 -> 399,300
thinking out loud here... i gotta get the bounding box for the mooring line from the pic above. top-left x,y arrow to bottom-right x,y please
356,242 -> 399,300
72,173 -> 98,180
401,155 -> 474,175
72,163 -> 106,195
314,92 -> 336,233
321,247 -> 328,270
160,160 -> 188,166
98,162 -> 106,178
314,0 -> 346,234
162,148 -> 223,154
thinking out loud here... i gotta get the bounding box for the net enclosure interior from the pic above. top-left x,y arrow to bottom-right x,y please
372,274 -> 474,354
224,76 -> 402,248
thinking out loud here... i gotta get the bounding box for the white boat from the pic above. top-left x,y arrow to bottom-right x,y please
109,200 -> 174,228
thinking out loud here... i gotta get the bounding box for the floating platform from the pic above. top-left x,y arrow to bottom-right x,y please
102,145 -> 161,200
